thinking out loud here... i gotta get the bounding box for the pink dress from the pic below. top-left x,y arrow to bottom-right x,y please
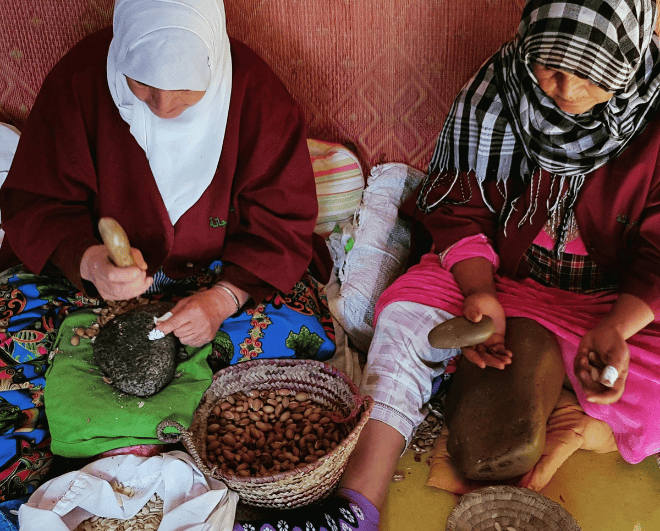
375,232 -> 660,464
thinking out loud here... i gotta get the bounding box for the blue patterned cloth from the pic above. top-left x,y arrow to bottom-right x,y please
0,496 -> 27,531
0,260 -> 335,502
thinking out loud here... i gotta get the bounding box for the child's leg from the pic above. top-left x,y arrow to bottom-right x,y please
234,301 -> 456,530
340,301 -> 457,508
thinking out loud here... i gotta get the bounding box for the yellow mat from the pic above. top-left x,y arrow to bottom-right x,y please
381,449 -> 660,531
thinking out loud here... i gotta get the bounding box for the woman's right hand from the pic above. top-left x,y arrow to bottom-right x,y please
80,244 -> 153,300
461,291 -> 512,370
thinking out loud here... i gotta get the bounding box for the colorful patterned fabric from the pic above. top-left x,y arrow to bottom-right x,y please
141,260 -> 336,369
0,264 -> 87,501
233,488 -> 380,531
308,139 -> 364,238
0,496 -> 27,531
0,261 -> 334,500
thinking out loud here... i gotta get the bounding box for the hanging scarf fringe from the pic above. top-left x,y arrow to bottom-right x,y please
418,164 -> 586,254
416,167 -> 498,215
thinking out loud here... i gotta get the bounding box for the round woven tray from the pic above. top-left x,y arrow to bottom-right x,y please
158,359 -> 373,509
445,486 -> 581,531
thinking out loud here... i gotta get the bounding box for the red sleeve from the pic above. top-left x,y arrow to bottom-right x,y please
49,237 -> 101,295
221,263 -> 272,306
219,40 -> 330,293
575,117 -> 660,318
405,170 -> 500,253
0,32 -> 107,283
616,156 -> 660,317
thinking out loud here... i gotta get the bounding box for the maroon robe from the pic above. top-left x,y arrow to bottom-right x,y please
0,27 -> 330,301
401,114 -> 660,315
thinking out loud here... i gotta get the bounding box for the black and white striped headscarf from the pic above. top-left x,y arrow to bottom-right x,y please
419,0 -> 660,218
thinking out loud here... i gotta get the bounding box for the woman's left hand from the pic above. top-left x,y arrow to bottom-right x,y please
574,323 -> 630,404
154,287 -> 236,347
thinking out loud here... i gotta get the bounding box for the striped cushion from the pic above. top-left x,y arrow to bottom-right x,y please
308,139 -> 364,237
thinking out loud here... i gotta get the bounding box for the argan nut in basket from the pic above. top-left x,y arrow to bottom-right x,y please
157,359 -> 374,509
204,388 -> 347,477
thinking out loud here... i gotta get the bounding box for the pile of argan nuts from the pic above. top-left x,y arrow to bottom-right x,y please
408,398 -> 444,461
69,297 -> 153,346
204,388 -> 348,477
74,485 -> 163,531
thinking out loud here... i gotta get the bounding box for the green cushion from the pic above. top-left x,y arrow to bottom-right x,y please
45,309 -> 213,458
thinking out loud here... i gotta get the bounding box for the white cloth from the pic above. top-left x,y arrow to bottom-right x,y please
18,450 -> 239,531
107,0 -> 232,224
326,163 -> 426,353
0,123 -> 20,246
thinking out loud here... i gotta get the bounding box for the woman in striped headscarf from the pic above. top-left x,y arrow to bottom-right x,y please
364,0 -> 660,484
332,0 -> 660,519
224,1 -> 660,530
234,1 -> 660,530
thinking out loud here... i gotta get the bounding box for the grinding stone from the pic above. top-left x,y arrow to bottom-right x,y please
93,301 -> 179,397
444,317 -> 564,481
428,315 -> 495,349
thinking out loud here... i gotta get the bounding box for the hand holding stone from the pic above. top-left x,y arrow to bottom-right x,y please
429,315 -> 511,369
428,315 -> 495,349
83,218 -> 152,300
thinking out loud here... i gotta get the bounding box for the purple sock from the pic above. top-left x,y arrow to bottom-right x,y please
232,488 -> 380,531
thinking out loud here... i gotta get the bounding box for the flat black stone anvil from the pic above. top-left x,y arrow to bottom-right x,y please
93,301 -> 180,397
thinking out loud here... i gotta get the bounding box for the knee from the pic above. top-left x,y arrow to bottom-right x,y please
444,317 -> 565,481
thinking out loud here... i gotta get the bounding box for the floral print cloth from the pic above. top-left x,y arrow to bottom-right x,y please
0,262 -> 334,501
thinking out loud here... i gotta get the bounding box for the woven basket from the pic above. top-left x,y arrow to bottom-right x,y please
445,486 -> 581,531
157,359 -> 373,509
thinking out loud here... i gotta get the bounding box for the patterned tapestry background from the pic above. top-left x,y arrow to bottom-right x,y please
0,0 -> 524,171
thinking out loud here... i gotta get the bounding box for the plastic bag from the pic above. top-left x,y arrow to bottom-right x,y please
19,450 -> 238,531
327,163 -> 425,352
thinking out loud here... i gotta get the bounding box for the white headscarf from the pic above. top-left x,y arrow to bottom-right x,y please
107,0 -> 232,225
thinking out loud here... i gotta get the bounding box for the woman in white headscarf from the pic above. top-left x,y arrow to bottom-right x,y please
1,0 -> 330,346
0,0 -> 332,504
107,0 -> 233,227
